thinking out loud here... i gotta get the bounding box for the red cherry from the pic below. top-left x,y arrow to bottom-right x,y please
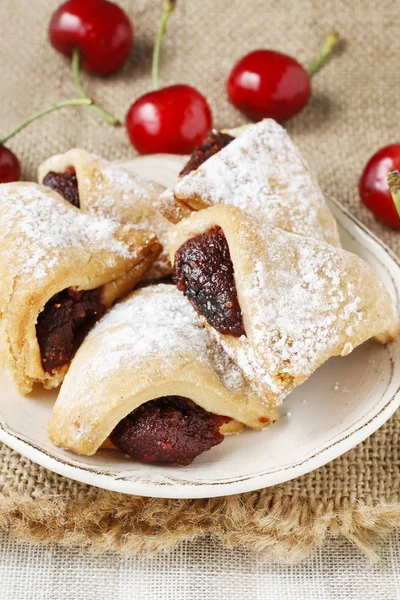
227,50 -> 311,122
359,145 -> 400,229
126,85 -> 213,155
0,145 -> 21,184
49,0 -> 133,76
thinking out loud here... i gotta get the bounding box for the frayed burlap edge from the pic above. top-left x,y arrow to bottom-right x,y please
1,491 -> 399,563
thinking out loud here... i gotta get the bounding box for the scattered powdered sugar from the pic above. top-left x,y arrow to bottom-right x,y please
207,216 -> 387,401
84,162 -> 171,277
333,382 -> 351,393
165,119 -> 340,247
245,232 -> 364,379
209,341 -> 247,391
85,284 -> 246,393
211,328 -> 284,398
86,163 -> 163,226
0,184 -> 134,280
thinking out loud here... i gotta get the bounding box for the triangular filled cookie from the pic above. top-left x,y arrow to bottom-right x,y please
160,119 -> 340,247
49,285 -> 277,464
38,148 -> 171,280
169,204 -> 399,402
0,182 -> 161,394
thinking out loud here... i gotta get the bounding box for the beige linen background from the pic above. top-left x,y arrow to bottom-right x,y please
0,0 -> 399,562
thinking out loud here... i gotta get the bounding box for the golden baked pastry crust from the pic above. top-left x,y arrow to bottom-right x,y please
38,148 -> 171,280
0,182 -> 161,394
168,204 -> 400,402
159,119 -> 341,247
49,285 -> 277,456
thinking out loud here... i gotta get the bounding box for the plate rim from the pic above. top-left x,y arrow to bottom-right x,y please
0,154 -> 399,499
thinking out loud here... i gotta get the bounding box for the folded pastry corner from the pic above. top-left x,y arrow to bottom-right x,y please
38,148 -> 171,280
159,119 -> 341,248
48,285 -> 277,464
168,204 -> 399,400
0,182 -> 161,394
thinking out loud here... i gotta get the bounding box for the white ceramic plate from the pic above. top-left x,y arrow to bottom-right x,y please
1,155 -> 399,499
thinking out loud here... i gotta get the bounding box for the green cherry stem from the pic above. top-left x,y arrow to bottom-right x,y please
308,31 -> 339,77
0,49 -> 122,144
388,170 -> 400,218
71,49 -> 120,126
0,98 -> 92,145
152,0 -> 176,90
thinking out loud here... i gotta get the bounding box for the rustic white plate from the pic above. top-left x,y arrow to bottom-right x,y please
0,154 -> 399,499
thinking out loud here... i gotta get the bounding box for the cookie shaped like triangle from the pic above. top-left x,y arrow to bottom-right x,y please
160,119 -> 340,247
169,204 -> 399,402
39,148 -> 171,280
48,285 -> 277,457
0,182 -> 161,394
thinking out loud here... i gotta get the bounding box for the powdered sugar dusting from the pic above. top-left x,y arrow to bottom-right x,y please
55,285 -> 257,445
0,184 -> 134,280
84,162 -> 171,278
209,214 -> 389,400
87,163 -> 164,228
248,242 -> 359,375
165,119 -> 340,246
86,284 -> 246,392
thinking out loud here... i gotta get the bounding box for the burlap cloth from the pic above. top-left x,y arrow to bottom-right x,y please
0,0 -> 399,563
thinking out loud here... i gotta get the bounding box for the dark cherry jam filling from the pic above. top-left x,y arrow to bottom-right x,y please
43,167 -> 80,208
110,396 -> 230,465
36,287 -> 106,374
174,226 -> 245,337
179,130 -> 234,177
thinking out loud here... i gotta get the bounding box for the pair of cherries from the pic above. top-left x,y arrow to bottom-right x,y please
1,0 -> 133,181
0,0 -> 331,171
48,0 -> 211,153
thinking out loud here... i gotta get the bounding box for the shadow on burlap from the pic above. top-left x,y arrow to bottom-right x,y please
0,0 -> 399,562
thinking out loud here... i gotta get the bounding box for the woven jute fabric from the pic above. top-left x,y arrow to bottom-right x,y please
0,0 -> 399,563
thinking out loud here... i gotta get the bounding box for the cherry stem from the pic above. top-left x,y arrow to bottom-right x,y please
152,0 -> 176,90
0,98 -> 92,145
308,32 -> 339,78
388,170 -> 400,218
71,49 -> 120,126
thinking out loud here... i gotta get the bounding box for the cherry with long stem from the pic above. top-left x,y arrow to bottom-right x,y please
126,0 -> 212,154
227,31 -> 340,122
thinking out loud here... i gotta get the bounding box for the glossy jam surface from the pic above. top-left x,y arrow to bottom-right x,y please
36,287 -> 105,373
43,167 -> 80,208
174,226 -> 245,337
179,130 -> 234,176
110,396 -> 229,465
